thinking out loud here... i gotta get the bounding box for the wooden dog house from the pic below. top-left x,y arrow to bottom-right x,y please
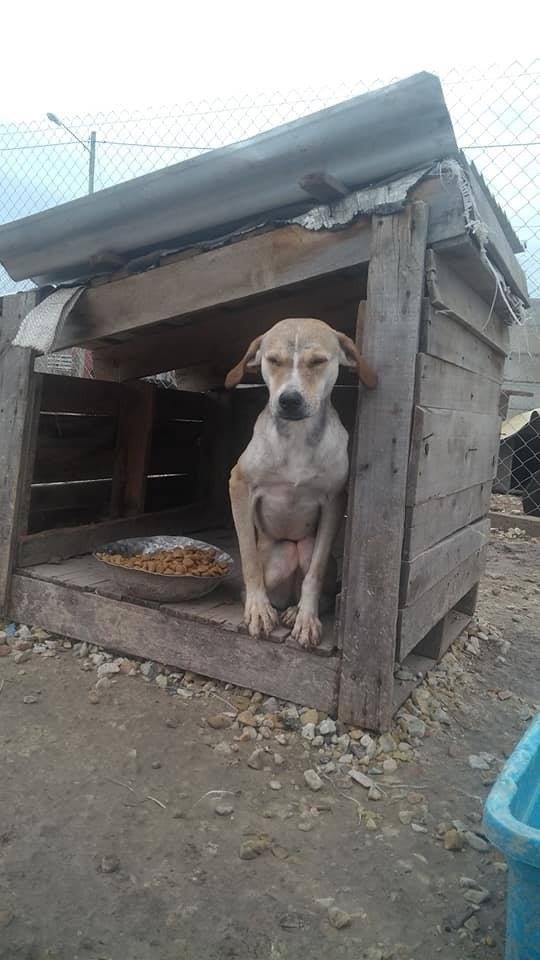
0,74 -> 529,730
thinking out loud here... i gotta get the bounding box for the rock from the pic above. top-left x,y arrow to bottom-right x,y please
464,915 -> 480,933
269,780 -> 282,791
237,710 -> 258,727
165,717 -> 179,729
271,844 -> 290,860
100,855 -> 120,874
0,646 -> 11,657
468,753 -> 494,770
88,690 -> 100,704
281,706 -> 299,729
400,714 -> 426,738
274,753 -> 284,766
151,760 -> 161,770
444,828 -> 464,851
368,785 -> 383,801
349,770 -> 375,790
214,801 -> 234,816
464,887 -> 491,905
251,691 -> 264,705
497,689 -> 513,701
318,718 -> 336,736
13,650 -> 32,664
338,754 -> 354,766
95,677 -> 113,692
304,769 -> 323,791
155,674 -> 168,689
275,733 -> 288,746
214,741 -> 232,756
300,708 -> 319,726
399,810 -> 414,826
90,653 -> 105,667
448,743 -> 460,758
302,722 -> 316,740
0,631 -> 7,644
239,836 -> 271,860
279,912 -> 306,930
459,877 -> 478,888
17,625 -> 32,639
464,831 -> 490,853
177,688 -> 193,700
312,735 -> 324,747
13,639 -> 32,651
328,907 -> 352,929
262,696 -> 279,714
382,758 -> 398,774
466,636 -> 481,656
378,733 -> 397,753
411,822 -> 428,833
297,820 -> 315,832
349,728 -> 363,740
247,748 -> 265,770
140,660 -> 157,679
97,662 -> 120,679
23,695 -> 38,704
207,713 -> 233,730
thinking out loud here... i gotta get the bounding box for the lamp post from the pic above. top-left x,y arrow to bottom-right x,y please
46,112 -> 96,195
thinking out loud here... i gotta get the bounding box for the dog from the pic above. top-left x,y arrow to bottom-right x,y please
225,317 -> 377,649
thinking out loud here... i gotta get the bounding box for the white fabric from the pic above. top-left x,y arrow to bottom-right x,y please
12,286 -> 85,354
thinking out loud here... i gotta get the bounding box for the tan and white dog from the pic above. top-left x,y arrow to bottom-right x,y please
226,317 -> 377,649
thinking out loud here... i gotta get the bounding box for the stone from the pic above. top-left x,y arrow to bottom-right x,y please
466,636 -> 481,656
400,714 -> 426,738
368,785 -> 383,801
88,690 -> 100,704
251,691 -> 264,705
271,844 -> 290,860
302,722 -> 316,740
214,802 -> 234,816
140,660 -> 157,679
279,912 -> 306,930
349,728 -> 363,741
207,713 -> 233,730
304,769 -> 323,791
13,639 -> 32,651
459,877 -> 478,888
274,753 -> 284,766
464,916 -> 480,934
97,661 -> 120,679
337,754 -> 354,766
0,646 -> 11,657
444,828 -> 464,851
349,770 -> 375,790
100,855 -> 120,874
297,820 -> 315,832
155,674 -> 168,689
378,733 -> 397,753
464,831 -> 490,853
318,718 -> 336,736
247,748 -> 264,770
239,836 -> 271,860
17,625 -> 32,639
214,741 -> 232,756
497,689 -> 513,701
328,907 -> 352,930
177,688 -> 193,700
269,780 -> 282,791
464,887 -> 491,905
382,758 -> 398,774
13,650 -> 32,664
237,710 -> 258,727
151,761 -> 162,769
23,695 -> 38,704
262,696 -> 279,714
468,753 -> 494,770
300,708 -> 319,726
399,810 -> 414,826
275,733 -> 288,746
336,733 -> 351,751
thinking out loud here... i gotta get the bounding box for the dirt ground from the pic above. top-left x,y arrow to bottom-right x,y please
1,531 -> 539,960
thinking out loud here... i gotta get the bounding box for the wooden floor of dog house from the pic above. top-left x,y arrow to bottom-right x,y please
8,524 -> 438,722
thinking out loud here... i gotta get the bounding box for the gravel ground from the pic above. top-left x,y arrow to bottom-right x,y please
1,531 -> 539,960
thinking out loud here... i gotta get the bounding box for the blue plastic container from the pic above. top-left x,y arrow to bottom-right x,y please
484,713 -> 540,960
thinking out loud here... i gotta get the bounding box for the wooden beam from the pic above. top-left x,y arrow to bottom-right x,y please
40,373 -> 122,415
54,220 -> 372,351
420,300 -> 505,383
0,292 -> 43,612
400,517 -> 490,606
337,201 -> 429,732
404,481 -> 491,557
110,382 -> 155,516
9,574 -> 339,714
415,353 -> 502,415
16,503 -> 217,567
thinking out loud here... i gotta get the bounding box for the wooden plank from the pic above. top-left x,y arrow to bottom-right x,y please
416,353 -> 502,414
0,292 -> 43,611
406,406 -> 500,506
420,301 -> 505,382
40,374 -> 122,415
9,574 -> 340,714
17,503 -> 217,567
488,510 -> 540,538
91,272 -> 363,383
468,165 -> 529,303
397,546 -> 487,660
337,201 -> 429,732
400,517 -> 490,606
111,382 -> 155,516
33,417 -> 117,483
404,481 -> 491,557
54,220 -> 371,350
415,609 -> 472,661
425,249 -> 510,356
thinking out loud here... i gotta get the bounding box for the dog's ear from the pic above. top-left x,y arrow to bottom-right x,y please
225,335 -> 264,389
336,332 -> 378,389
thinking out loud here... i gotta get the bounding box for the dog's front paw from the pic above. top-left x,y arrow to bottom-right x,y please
281,605 -> 298,628
244,592 -> 278,638
291,608 -> 322,649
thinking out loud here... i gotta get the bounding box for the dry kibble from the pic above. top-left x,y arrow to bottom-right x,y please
97,547 -> 228,578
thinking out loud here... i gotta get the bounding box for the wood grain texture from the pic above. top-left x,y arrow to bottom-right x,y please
415,353 -> 502,415
0,292 -> 42,611
420,300 -> 505,382
406,406 -> 500,506
111,382 -> 155,516
403,481 -> 491,557
337,201 -> 429,731
414,608 -> 472,661
54,221 -> 371,350
9,574 -> 340,713
400,517 -> 490,607
397,546 -> 487,659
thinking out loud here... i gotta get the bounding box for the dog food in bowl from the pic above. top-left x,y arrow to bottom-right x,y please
96,546 -> 228,578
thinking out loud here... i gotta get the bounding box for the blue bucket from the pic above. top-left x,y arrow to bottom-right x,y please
484,713 -> 540,959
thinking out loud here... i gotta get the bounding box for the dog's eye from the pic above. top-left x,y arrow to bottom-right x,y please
266,356 -> 282,366
309,356 -> 328,367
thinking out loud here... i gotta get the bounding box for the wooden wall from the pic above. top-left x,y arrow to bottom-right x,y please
397,250 -> 509,660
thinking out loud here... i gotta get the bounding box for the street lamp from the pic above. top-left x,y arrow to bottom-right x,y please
46,112 -> 96,195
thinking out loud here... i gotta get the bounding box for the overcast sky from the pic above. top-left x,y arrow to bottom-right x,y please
1,0 -> 537,117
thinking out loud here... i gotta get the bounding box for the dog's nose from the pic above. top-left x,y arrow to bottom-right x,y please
279,390 -> 303,414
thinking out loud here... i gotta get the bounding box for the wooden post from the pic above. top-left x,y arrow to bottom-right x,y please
110,381 -> 155,516
0,292 -> 43,612
337,202 -> 429,731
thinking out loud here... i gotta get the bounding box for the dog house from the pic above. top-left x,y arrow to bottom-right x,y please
0,74 -> 529,731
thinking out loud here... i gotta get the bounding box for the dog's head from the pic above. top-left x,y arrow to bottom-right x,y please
225,317 -> 377,420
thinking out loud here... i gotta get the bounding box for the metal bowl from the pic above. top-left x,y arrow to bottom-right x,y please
94,535 -> 234,603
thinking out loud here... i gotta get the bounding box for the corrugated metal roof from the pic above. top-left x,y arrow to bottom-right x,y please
0,73 -> 457,286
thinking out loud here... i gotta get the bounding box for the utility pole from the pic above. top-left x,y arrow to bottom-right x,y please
46,113 -> 97,196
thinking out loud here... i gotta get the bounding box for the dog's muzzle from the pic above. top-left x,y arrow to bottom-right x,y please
278,389 -> 307,420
